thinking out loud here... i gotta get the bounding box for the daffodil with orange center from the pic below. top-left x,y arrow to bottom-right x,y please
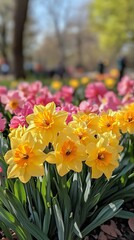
26,102 -> 68,145
116,107 -> 134,134
72,112 -> 99,133
9,125 -> 26,139
69,121 -> 97,146
102,131 -> 123,154
98,110 -> 120,137
4,131 -> 46,183
86,137 -> 119,179
45,127 -> 87,176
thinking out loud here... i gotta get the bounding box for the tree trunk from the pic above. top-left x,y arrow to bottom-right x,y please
1,22 -> 7,59
76,33 -> 83,66
13,0 -> 29,79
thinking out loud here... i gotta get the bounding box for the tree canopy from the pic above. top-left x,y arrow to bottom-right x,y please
90,0 -> 134,52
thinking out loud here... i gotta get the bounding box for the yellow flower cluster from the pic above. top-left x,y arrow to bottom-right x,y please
4,102 -> 134,183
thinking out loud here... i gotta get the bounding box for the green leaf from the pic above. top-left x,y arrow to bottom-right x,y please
33,210 -> 42,229
37,188 -> 44,222
82,200 -> 124,237
0,158 -> 7,176
42,206 -> 52,234
14,179 -> 26,205
53,197 -> 65,240
41,175 -> 47,204
116,163 -> 134,179
0,207 -> 32,240
73,222 -> 82,238
116,210 -> 134,219
0,221 -> 13,240
70,173 -> 81,210
84,172 -> 91,202
0,188 -> 13,213
1,189 -> 49,240
87,193 -> 101,212
109,183 -> 134,200
0,132 -> 9,156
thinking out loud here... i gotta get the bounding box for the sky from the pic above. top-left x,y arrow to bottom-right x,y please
31,0 -> 89,45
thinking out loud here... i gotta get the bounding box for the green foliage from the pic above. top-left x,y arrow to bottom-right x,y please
0,155 -> 134,239
0,128 -> 134,239
90,0 -> 134,51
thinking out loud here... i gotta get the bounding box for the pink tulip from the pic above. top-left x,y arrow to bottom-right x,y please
0,113 -> 6,132
59,86 -> 74,103
1,90 -> 25,114
99,91 -> 121,111
10,115 -> 27,129
79,100 -> 99,113
117,76 -> 134,96
85,82 -> 107,104
57,103 -> 78,123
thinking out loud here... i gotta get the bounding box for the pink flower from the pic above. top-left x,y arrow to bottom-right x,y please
18,81 -> 42,97
57,103 -> 78,123
38,86 -> 49,95
18,82 -> 30,97
1,90 -> 26,114
29,81 -> 42,95
0,86 -> 7,95
26,94 -> 36,107
85,82 -> 107,104
99,91 -> 121,111
79,100 -> 99,113
117,76 -> 134,96
9,102 -> 33,129
121,93 -> 134,106
21,102 -> 33,116
0,113 -> 6,132
10,115 -> 27,129
0,86 -> 8,102
0,167 -> 2,173
58,86 -> 74,103
36,86 -> 60,105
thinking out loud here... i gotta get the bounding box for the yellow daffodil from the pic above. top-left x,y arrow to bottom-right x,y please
102,131 -> 123,154
9,125 -> 26,139
4,131 -> 46,183
116,107 -> 134,134
69,79 -> 80,89
26,102 -> 68,145
99,110 -> 120,137
104,78 -> 116,89
86,137 -> 119,179
69,121 -> 97,146
10,80 -> 18,89
51,80 -> 62,90
81,77 -> 89,85
72,112 -> 99,133
110,69 -> 119,78
45,127 -> 86,176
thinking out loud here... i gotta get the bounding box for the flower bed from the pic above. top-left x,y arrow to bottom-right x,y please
0,75 -> 134,239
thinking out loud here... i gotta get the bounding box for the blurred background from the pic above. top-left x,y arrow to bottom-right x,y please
0,0 -> 134,79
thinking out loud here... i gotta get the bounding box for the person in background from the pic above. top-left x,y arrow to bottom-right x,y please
0,58 -> 10,75
1,59 -> 10,75
97,60 -> 106,74
117,56 -> 127,81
